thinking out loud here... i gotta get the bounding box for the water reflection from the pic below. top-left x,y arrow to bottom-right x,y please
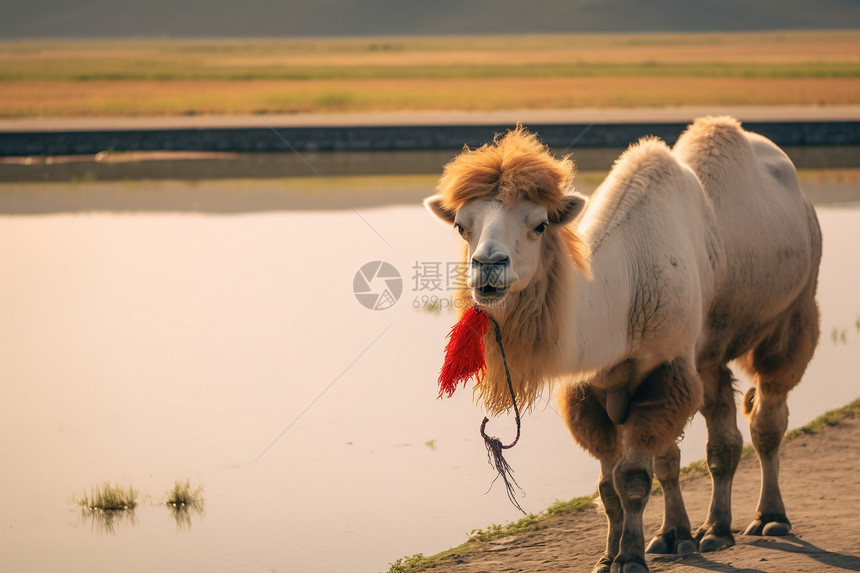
74,483 -> 139,534
164,480 -> 205,531
166,503 -> 205,531
829,317 -> 860,345
79,506 -> 139,535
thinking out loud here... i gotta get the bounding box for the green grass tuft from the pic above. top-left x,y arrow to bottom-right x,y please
164,479 -> 206,530
469,493 -> 599,542
785,397 -> 860,441
164,479 -> 205,510
680,458 -> 710,477
545,493 -> 600,516
75,483 -> 138,511
386,553 -> 429,573
74,483 -> 139,533
382,493 -> 598,571
740,444 -> 757,460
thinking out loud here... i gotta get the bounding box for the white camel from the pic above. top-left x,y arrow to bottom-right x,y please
425,117 -> 821,573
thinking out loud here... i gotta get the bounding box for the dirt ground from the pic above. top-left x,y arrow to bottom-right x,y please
422,418 -> 860,572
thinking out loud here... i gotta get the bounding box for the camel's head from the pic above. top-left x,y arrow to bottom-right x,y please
425,193 -> 585,305
424,126 -> 588,307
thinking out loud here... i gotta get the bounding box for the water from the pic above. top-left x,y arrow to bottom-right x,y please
0,173 -> 858,573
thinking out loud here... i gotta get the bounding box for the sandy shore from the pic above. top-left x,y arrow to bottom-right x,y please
403,413 -> 860,572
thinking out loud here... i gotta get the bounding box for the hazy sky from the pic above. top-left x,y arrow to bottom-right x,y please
3,0 -> 858,38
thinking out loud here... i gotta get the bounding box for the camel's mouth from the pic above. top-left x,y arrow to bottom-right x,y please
475,283 -> 509,303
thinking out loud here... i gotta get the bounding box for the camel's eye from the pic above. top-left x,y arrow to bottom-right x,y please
454,222 -> 465,235
534,221 -> 548,235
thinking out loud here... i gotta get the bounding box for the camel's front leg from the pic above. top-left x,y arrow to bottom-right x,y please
593,457 -> 623,573
611,357 -> 703,572
646,443 -> 696,555
558,382 -> 622,573
610,450 -> 653,573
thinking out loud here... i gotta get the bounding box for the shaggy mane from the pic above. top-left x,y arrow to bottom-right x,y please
437,125 -> 576,220
473,225 -> 579,414
440,126 -> 591,413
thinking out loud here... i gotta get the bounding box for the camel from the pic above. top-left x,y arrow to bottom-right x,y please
424,117 -> 821,573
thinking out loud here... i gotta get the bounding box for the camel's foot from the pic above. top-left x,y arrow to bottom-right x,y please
646,530 -> 697,555
591,555 -> 613,573
743,512 -> 791,537
694,524 -> 735,553
609,555 -> 649,573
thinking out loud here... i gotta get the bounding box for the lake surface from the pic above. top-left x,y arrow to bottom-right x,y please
1,171 -> 858,573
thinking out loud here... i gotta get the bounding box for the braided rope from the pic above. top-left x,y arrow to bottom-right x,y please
479,311 -> 526,514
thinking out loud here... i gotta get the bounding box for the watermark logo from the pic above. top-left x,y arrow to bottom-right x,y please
352,259 -> 506,311
353,261 -> 403,310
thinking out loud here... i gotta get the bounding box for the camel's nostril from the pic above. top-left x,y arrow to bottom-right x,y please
471,255 -> 510,267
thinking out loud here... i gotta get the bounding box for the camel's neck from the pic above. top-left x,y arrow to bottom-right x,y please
496,227 -> 633,377
476,227 -> 633,414
554,236 -> 634,377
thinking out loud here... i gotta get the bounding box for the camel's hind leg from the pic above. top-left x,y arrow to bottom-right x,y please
695,364 -> 744,552
740,295 -> 820,536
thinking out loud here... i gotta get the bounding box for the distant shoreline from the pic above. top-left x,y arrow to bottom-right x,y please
3,106 -> 860,132
1,106 -> 859,157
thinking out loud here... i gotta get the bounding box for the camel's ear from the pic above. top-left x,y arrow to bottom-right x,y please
549,193 -> 587,226
424,195 -> 457,224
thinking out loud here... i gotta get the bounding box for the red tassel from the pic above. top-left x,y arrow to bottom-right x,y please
438,304 -> 490,398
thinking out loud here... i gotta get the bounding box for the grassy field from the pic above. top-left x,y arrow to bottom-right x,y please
1,31 -> 858,117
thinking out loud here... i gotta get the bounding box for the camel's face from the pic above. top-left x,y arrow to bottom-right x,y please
426,194 -> 585,305
451,199 -> 549,304
426,195 -> 584,305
